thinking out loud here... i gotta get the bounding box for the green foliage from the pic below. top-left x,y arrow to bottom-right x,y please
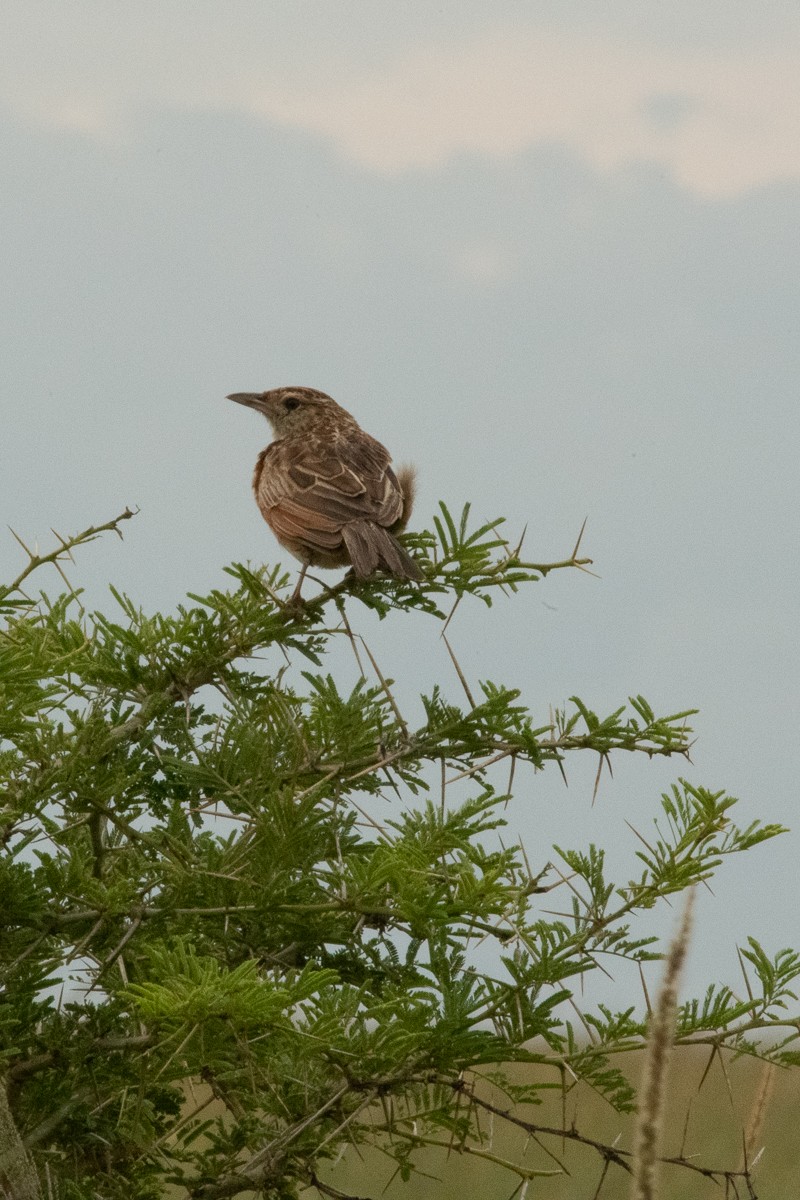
0,505 -> 796,1200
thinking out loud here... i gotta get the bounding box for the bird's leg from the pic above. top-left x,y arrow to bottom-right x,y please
289,563 -> 309,605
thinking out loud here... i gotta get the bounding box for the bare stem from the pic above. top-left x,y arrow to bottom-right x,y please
2,508 -> 138,601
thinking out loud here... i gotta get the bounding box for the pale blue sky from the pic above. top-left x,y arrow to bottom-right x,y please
2,2 -> 799,1002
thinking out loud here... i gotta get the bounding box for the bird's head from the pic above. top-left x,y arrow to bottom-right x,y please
226,386 -> 350,438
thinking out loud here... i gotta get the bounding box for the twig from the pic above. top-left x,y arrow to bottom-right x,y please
2,507 -> 138,600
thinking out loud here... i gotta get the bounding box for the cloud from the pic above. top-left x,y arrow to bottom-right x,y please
232,31 -> 800,196
638,93 -> 701,132
2,12 -> 799,197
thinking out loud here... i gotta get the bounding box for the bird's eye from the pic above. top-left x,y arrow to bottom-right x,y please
284,397 -> 300,412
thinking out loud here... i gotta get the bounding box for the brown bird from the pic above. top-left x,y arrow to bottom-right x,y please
226,386 -> 423,600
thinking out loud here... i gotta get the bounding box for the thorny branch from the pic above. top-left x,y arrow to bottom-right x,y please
1,507 -> 138,602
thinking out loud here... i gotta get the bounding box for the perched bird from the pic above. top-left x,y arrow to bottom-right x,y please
226,386 -> 423,599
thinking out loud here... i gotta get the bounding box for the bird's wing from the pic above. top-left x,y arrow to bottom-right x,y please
256,432 -> 404,549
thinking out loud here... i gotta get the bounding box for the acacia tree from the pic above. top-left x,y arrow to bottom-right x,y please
1,505 -> 798,1199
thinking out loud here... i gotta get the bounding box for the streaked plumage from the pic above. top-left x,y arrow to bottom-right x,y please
226,386 -> 422,596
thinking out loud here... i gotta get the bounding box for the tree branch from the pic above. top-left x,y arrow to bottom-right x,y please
1,508 -> 138,601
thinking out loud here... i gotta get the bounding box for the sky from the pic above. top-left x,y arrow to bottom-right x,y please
2,1 -> 799,1006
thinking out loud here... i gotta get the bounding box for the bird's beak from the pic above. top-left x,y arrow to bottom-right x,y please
226,392 -> 266,410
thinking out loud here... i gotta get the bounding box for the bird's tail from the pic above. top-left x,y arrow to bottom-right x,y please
393,464 -> 417,533
342,521 -> 424,582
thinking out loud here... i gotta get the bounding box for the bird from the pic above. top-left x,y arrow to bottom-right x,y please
226,386 -> 423,600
